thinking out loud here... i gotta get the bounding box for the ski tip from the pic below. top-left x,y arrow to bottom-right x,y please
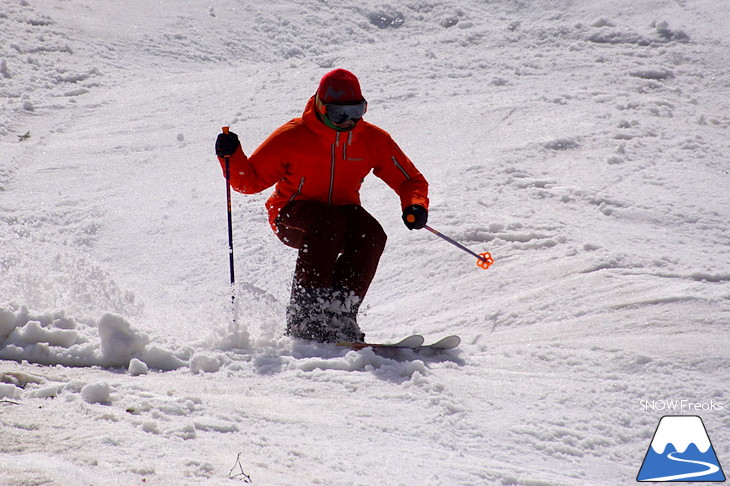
424,335 -> 461,350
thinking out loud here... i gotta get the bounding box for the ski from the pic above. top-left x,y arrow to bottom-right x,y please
337,335 -> 460,351
337,334 -> 425,350
420,335 -> 461,350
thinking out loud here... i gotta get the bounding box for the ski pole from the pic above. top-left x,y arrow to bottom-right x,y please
423,224 -> 494,269
221,126 -> 236,320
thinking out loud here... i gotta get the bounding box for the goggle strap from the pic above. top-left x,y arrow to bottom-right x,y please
315,94 -> 327,116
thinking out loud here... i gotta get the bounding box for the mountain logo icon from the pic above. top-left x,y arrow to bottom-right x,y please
637,415 -> 726,482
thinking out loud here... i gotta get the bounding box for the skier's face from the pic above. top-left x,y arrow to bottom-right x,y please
331,118 -> 357,129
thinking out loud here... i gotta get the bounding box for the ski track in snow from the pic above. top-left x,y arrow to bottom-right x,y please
1,0 -> 729,485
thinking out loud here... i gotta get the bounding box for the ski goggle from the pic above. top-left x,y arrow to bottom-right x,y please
324,100 -> 368,124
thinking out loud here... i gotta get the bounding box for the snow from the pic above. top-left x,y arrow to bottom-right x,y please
80,381 -> 111,405
1,0 -> 729,484
127,358 -> 149,377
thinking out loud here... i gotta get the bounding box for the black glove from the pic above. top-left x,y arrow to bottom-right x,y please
215,131 -> 240,157
402,204 -> 428,230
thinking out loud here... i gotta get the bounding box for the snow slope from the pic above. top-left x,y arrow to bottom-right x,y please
1,0 -> 729,484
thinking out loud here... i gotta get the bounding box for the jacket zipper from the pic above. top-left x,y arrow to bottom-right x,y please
329,132 -> 340,204
392,156 -> 411,180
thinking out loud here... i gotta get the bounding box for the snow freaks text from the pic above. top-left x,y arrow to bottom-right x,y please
639,399 -> 724,412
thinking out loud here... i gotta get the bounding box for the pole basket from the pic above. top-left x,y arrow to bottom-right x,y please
477,252 -> 494,269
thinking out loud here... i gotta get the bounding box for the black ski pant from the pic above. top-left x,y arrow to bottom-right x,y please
274,201 -> 387,299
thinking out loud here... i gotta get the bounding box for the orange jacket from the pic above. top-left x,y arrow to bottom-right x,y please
219,96 -> 429,233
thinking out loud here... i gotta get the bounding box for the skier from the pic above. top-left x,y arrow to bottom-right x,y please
215,68 -> 429,343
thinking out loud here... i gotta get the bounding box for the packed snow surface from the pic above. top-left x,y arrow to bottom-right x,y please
1,0 -> 729,485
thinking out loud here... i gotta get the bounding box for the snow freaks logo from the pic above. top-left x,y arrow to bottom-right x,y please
640,399 -> 724,412
637,415 -> 726,482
